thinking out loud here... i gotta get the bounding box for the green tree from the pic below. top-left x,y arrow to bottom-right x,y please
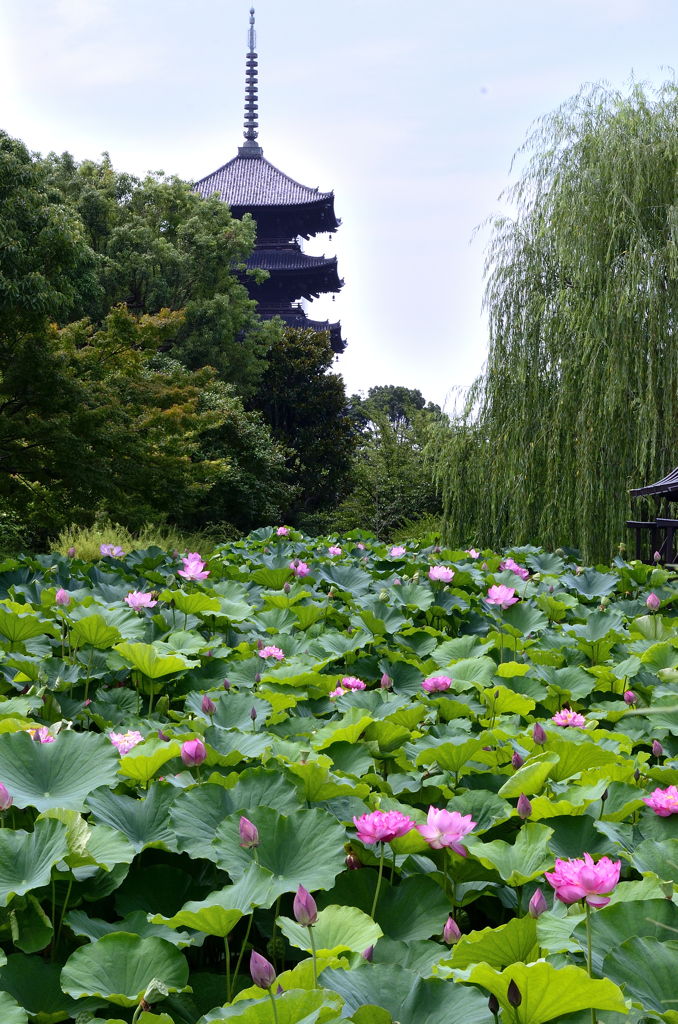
251,327 -> 355,523
349,386 -> 440,432
430,79 -> 678,562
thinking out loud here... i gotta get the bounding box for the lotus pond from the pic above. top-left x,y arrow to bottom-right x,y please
0,529 -> 678,1024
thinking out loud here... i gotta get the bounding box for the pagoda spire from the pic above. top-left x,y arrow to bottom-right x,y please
239,7 -> 263,158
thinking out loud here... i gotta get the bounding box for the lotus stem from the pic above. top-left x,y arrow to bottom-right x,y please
370,844 -> 386,919
586,902 -> 595,1024
231,913 -> 253,999
55,873 -> 74,955
309,924 -> 317,988
268,987 -> 279,1024
224,936 -> 231,1000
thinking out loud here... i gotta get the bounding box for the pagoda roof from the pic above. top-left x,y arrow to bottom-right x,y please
246,248 -> 340,274
631,466 -> 678,502
195,155 -> 333,209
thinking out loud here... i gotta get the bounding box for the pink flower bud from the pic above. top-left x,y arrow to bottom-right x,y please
0,783 -> 13,811
653,739 -> 664,757
346,852 -> 362,870
647,593 -> 661,612
654,551 -> 662,563
254,673 -> 261,683
55,588 -> 71,607
250,707 -> 257,721
361,945 -> 374,962
284,582 -> 291,594
180,738 -> 206,767
507,980 -> 522,1008
67,547 -> 76,558
157,730 -> 169,742
250,950 -> 276,990
293,885 -> 318,926
443,916 -> 461,944
223,679 -> 231,691
511,751 -> 524,770
201,694 -> 216,715
623,690 -> 636,705
380,673 -> 392,690
239,815 -> 260,849
517,793 -> 532,819
528,888 -> 547,918
257,639 -> 263,650
533,722 -> 547,745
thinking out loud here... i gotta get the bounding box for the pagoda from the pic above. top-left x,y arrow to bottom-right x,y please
194,8 -> 345,352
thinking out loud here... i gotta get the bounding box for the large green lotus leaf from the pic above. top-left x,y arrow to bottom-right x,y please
200,988 -> 340,1024
211,693 -> 273,730
390,584 -> 435,612
637,808 -> 678,842
0,952 -> 104,1024
536,909 -> 585,955
87,782 -> 178,853
431,636 -> 486,668
641,641 -> 678,670
480,685 -> 535,717
118,735 -> 183,785
543,739 -> 618,782
206,727 -> 272,765
497,752 -> 560,798
61,932 -> 190,1007
158,589 -> 221,615
633,837 -> 678,884
571,899 -> 678,974
455,961 -> 626,1024
251,567 -> 294,589
466,824 -> 554,886
170,783 -> 239,860
156,630 -> 210,657
443,916 -> 538,970
69,614 -> 121,649
502,604 -> 548,636
114,641 -> 193,677
541,814 -> 619,859
602,936 -> 678,1014
0,992 -> 27,1024
0,817 -> 68,906
66,909 -> 194,947
0,606 -> 57,643
446,790 -> 512,834
445,657 -> 497,690
5,893 -> 54,953
560,569 -> 618,600
363,720 -> 410,754
154,864 -> 278,940
279,905 -> 382,956
284,760 -> 370,803
372,937 -> 444,978
312,708 -> 375,750
375,875 -> 450,942
227,766 -> 302,812
414,736 -> 488,773
114,864 -> 203,918
37,806 -> 89,861
0,729 -> 119,811
212,807 -> 345,893
315,563 -> 373,593
350,1007 -> 392,1024
535,665 -> 595,700
319,963 -> 492,1024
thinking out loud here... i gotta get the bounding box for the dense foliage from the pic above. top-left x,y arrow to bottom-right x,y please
431,79 -> 678,562
0,531 -> 676,1022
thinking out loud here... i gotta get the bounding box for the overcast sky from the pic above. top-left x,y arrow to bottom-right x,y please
2,0 -> 677,406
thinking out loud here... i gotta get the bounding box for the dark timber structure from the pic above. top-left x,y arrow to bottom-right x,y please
628,468 -> 678,564
194,8 -> 345,352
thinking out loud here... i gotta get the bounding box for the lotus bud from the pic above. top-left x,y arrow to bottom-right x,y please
507,979 -> 522,1007
601,787 -> 608,802
528,888 -> 547,919
623,690 -> 637,705
173,549 -> 180,558
328,589 -> 335,600
157,729 -> 169,742
239,815 -> 260,849
555,548 -> 565,557
533,722 -> 547,745
55,588 -> 71,607
346,852 -> 362,870
488,993 -> 500,1017
250,707 -> 257,721
600,595 -> 610,608
250,950 -> 276,990
361,945 -> 374,962
0,783 -> 13,811
482,562 -> 488,571
283,582 -> 291,594
634,767 -> 640,781
67,546 -> 76,558
443,916 -> 461,944
180,738 -> 206,767
223,678 -> 231,691
653,739 -> 664,757
254,673 -> 261,683
647,592 -> 661,612
517,793 -> 532,819
549,584 -> 554,594
201,694 -> 216,715
381,673 -> 392,690
347,627 -> 353,635
143,978 -> 169,1004
511,751 -> 524,770
575,565 -> 583,575
264,546 -> 270,554
257,639 -> 263,650
293,885 -> 318,926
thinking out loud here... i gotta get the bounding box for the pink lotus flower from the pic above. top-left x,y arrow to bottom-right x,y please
258,645 -> 284,661
466,549 -> 480,559
178,552 -> 209,581
623,690 -> 636,705
100,544 -> 125,558
353,809 -> 415,845
416,807 -> 475,854
250,950 -> 277,990
290,560 -> 310,577
552,708 -> 586,728
545,853 -> 621,907
124,590 -> 157,611
422,675 -> 452,693
277,526 -> 290,536
390,546 -> 407,557
328,546 -> 342,556
181,738 -> 206,767
342,676 -> 366,691
644,785 -> 678,816
500,557 -> 530,581
443,916 -> 461,943
357,543 -> 366,550
329,686 -> 346,699
647,593 -> 661,612
486,584 -> 519,609
109,730 -> 144,754
0,783 -> 12,811
29,726 -> 55,744
55,588 -> 71,607
428,566 -> 454,583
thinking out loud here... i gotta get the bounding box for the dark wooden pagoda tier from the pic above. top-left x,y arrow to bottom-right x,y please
194,8 -> 345,353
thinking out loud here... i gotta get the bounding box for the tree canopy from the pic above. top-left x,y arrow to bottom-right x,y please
431,79 -> 678,562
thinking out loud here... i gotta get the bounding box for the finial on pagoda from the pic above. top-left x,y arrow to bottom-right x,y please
239,6 -> 263,158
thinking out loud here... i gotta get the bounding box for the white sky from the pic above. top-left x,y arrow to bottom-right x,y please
2,0 -> 677,406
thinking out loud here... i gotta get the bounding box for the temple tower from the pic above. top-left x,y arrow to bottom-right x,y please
194,8 -> 345,352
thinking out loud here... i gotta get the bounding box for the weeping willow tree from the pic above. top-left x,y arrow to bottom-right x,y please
431,79 -> 678,562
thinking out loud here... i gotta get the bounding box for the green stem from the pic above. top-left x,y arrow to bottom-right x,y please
272,894 -> 281,972
132,1006 -> 143,1024
196,765 -> 202,785
148,680 -> 155,718
391,844 -> 397,884
309,925 -> 317,988
586,902 -> 596,1024
225,936 -> 231,1001
517,885 -> 523,918
268,987 -> 279,1024
232,914 -> 253,998
55,874 -> 74,955
370,844 -> 386,919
